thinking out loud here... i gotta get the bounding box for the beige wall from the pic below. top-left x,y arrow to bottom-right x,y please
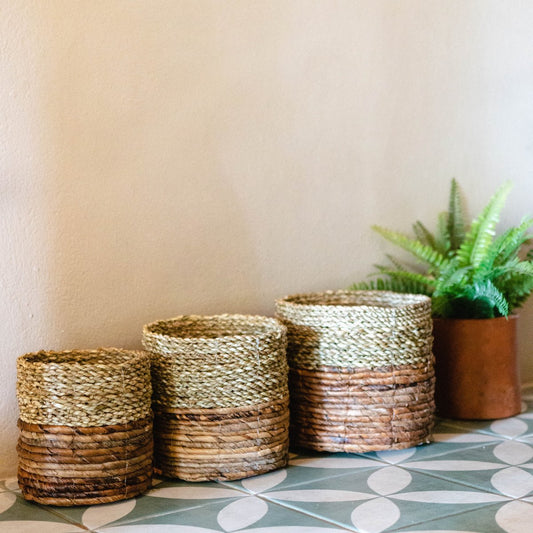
2,0 -> 533,477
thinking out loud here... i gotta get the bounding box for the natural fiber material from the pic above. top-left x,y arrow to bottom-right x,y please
16,348 -> 153,506
143,314 -> 290,481
276,290 -> 435,453
143,314 -> 289,409
276,290 -> 433,370
17,348 -> 152,426
289,364 -> 435,452
17,416 -> 153,506
153,398 -> 290,481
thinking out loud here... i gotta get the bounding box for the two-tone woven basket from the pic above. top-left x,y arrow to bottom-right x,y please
143,314 -> 290,481
16,348 -> 153,506
276,290 -> 435,452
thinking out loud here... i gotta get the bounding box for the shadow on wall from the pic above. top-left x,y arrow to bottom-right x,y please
40,5 -> 261,351
517,298 -> 533,386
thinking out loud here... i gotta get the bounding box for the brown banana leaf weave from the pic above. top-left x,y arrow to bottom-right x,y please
143,314 -> 290,481
276,290 -> 435,453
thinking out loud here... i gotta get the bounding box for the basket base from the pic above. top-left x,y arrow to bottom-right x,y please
289,364 -> 435,453
17,416 -> 153,506
154,397 -> 290,481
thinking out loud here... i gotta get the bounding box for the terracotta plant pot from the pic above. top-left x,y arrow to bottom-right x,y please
433,316 -> 522,420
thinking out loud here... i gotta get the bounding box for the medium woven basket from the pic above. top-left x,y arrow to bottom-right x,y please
16,348 -> 153,506
142,314 -> 290,481
276,290 -> 435,452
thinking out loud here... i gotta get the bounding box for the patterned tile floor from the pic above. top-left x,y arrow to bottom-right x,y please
2,385 -> 533,533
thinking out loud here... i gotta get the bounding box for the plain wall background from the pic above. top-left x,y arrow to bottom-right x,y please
1,0 -> 533,477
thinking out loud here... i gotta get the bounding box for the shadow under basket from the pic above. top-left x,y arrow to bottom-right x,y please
143,314 -> 290,481
16,348 -> 153,506
276,290 -> 436,453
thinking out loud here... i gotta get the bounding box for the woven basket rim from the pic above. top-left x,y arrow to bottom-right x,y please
143,313 -> 286,341
276,289 -> 431,311
18,347 -> 148,368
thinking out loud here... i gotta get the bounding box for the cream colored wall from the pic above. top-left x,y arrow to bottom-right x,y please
2,0 -> 533,477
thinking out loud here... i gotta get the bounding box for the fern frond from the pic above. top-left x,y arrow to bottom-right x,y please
503,277 -> 533,309
372,225 -> 449,272
372,268 -> 436,294
431,294 -> 455,318
350,277 -> 386,291
509,260 -> 533,276
384,254 -> 408,271
412,221 -> 437,249
474,216 -> 532,274
493,216 -> 533,266
456,181 -> 513,268
349,280 -> 376,291
349,277 -> 428,294
464,280 -> 509,317
494,261 -> 533,310
434,279 -> 509,318
434,211 -> 452,255
374,258 -> 424,275
489,258 -> 533,281
448,178 -> 466,250
486,257 -> 521,281
436,263 -> 472,290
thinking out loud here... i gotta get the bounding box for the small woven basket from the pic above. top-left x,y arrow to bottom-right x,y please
143,314 -> 290,481
276,290 -> 435,452
16,348 -> 153,506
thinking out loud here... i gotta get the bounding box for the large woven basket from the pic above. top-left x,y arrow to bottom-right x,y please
276,290 -> 435,452
16,348 -> 153,506
142,314 -> 290,481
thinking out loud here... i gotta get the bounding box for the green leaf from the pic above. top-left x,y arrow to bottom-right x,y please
433,280 -> 509,318
494,261 -> 533,310
384,254 -> 408,271
372,268 -> 436,293
372,225 -> 449,273
493,216 -> 533,266
349,275 -> 433,295
436,263 -> 472,290
434,211 -> 452,255
431,293 -> 454,318
448,178 -> 466,250
465,280 -> 509,317
412,221 -> 437,249
456,181 -> 513,268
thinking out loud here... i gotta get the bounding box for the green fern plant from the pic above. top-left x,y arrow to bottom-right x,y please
351,180 -> 533,318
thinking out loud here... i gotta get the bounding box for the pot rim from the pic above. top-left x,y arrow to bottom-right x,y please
432,314 -> 518,323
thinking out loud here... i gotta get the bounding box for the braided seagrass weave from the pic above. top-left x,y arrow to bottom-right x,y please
16,348 -> 153,505
17,348 -> 152,426
143,314 -> 290,481
276,290 -> 435,452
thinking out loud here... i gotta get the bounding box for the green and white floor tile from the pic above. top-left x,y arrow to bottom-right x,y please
2,387 -> 533,533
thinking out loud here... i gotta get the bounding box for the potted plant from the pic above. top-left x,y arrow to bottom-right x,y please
352,180 -> 533,419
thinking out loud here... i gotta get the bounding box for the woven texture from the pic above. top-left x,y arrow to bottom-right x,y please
16,348 -> 153,506
17,417 -> 153,506
276,290 -> 435,452
276,290 -> 433,370
153,398 -> 290,481
143,314 -> 289,409
143,314 -> 290,481
17,348 -> 152,427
